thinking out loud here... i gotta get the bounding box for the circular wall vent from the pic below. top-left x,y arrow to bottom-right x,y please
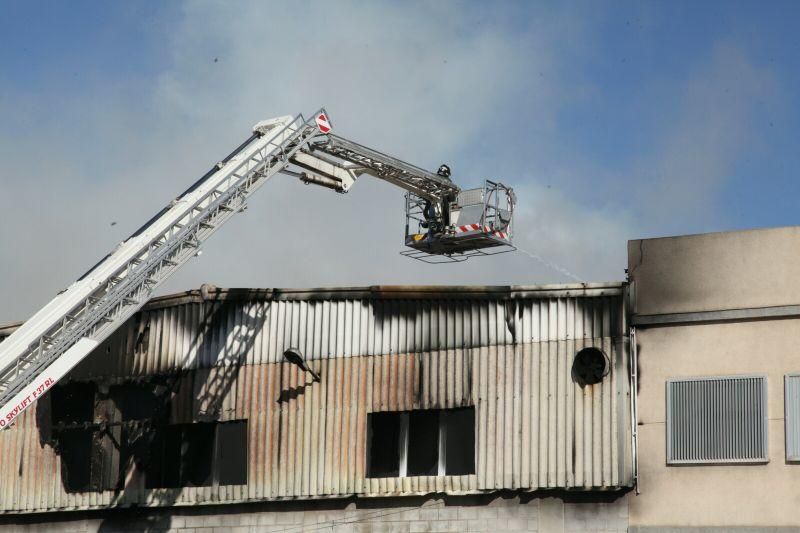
572,347 -> 610,387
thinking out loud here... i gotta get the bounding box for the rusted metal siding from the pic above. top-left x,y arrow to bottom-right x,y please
0,284 -> 631,513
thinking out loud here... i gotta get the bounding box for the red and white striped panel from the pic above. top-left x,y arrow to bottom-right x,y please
454,223 -> 482,233
453,224 -> 508,240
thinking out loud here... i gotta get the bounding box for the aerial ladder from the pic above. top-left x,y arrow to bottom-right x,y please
0,109 -> 516,429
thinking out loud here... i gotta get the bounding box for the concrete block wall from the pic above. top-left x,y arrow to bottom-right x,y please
0,494 -> 628,533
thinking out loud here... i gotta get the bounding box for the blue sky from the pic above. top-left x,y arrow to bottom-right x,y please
1,1 -> 799,322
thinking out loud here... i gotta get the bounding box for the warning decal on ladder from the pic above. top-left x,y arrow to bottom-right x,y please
316,113 -> 332,134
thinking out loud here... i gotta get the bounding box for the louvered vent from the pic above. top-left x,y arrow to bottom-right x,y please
786,374 -> 800,462
666,375 -> 768,464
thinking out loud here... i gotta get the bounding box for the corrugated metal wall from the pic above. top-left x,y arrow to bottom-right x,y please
63,286 -> 623,378
0,284 -> 632,513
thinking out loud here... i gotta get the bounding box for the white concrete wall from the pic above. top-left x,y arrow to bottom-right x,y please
628,227 -> 800,530
630,320 -> 800,528
628,225 -> 800,315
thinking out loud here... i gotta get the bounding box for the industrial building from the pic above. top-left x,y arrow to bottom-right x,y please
3,225 -> 800,532
0,283 -> 632,531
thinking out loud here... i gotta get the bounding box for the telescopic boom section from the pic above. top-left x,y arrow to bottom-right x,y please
0,109 -> 515,429
311,134 -> 460,201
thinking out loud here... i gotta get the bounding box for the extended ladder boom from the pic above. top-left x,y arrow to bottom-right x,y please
0,109 -> 493,429
0,112 -> 320,428
311,134 -> 460,201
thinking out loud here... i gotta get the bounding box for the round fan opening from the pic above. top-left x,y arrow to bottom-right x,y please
572,347 -> 609,387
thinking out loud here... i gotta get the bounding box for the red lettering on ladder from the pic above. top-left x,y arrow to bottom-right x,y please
0,376 -> 55,429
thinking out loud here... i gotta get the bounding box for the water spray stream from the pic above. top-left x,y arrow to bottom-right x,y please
515,246 -> 585,283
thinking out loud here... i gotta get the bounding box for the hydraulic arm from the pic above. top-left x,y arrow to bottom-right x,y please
0,109 -> 515,429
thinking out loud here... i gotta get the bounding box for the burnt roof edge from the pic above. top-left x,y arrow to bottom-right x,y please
0,282 -> 625,333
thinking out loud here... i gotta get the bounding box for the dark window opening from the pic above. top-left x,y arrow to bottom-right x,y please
109,383 -> 162,422
147,426 -> 182,489
51,382 -> 96,426
58,428 -> 93,492
145,421 -> 247,488
49,383 -> 114,493
120,425 -> 151,474
49,380 -> 247,493
367,412 -> 401,478
367,407 -> 475,478
407,410 -> 439,476
57,427 -> 122,493
216,421 -> 248,486
444,407 -> 475,475
182,424 -> 215,486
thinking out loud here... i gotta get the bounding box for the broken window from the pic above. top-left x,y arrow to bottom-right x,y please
49,383 -> 122,493
51,382 -> 96,426
58,428 -> 94,492
109,382 -> 163,422
367,407 -> 475,478
49,379 -> 247,493
145,421 -> 248,488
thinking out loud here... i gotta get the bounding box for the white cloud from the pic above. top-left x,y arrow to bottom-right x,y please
146,1 -> 611,290
0,4 -> 780,325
